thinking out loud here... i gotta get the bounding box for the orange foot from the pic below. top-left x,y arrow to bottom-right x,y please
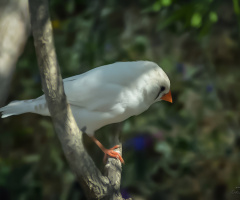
103,145 -> 125,164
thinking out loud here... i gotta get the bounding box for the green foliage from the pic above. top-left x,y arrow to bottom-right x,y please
209,11 -> 218,22
1,0 -> 240,199
191,13 -> 202,27
233,0 -> 240,15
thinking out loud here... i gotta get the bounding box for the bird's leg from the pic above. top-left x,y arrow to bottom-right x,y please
90,136 -> 124,164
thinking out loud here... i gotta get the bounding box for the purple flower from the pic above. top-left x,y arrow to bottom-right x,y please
124,135 -> 153,151
121,188 -> 131,199
176,63 -> 185,74
206,84 -> 214,93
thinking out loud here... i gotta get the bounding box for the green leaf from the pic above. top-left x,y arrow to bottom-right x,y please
155,141 -> 172,158
191,13 -> 202,27
162,0 -> 172,7
23,155 -> 40,163
153,1 -> 162,12
233,0 -> 240,15
209,12 -> 218,22
66,0 -> 75,14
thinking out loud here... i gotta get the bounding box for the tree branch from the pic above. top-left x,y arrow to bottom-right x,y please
0,0 -> 30,107
28,0 -> 128,199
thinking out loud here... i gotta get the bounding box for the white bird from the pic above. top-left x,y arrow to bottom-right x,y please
0,61 -> 172,163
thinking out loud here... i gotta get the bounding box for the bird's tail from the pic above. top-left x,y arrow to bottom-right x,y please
0,99 -> 35,118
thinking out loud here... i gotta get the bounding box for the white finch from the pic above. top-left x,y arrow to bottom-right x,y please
0,61 -> 172,163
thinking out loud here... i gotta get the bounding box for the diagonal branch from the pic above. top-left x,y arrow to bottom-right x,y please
0,0 -> 30,107
28,0 -> 127,199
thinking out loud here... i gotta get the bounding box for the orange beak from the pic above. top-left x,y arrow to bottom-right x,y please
160,90 -> 173,103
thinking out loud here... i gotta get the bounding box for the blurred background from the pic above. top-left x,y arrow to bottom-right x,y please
0,0 -> 240,199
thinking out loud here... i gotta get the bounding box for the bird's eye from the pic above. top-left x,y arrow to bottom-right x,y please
160,86 -> 165,92
155,86 -> 166,100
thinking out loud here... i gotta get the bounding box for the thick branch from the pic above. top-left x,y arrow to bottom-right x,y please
28,0 -> 126,199
0,0 -> 30,107
103,123 -> 125,200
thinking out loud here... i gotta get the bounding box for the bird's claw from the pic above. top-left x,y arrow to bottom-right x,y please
103,145 -> 125,164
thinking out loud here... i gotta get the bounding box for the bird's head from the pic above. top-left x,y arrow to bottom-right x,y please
153,65 -> 172,103
135,61 -> 172,105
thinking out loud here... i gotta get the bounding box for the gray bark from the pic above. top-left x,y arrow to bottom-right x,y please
28,0 -> 130,199
0,0 -> 30,106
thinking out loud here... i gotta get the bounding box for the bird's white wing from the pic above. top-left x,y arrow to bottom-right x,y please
64,77 -> 122,112
63,61 -> 159,112
64,64 -> 128,112
63,61 -> 154,112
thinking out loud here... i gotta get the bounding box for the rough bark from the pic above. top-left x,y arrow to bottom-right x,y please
28,0 -> 129,199
0,0 -> 30,106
